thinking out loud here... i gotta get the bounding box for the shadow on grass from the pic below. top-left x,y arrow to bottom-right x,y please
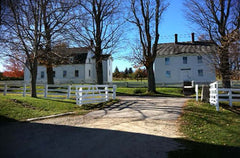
182,104 -> 240,137
221,103 -> 240,115
36,97 -> 76,105
0,118 -> 239,158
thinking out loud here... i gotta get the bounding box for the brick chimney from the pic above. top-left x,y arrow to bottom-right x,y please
175,34 -> 178,44
191,33 -> 195,43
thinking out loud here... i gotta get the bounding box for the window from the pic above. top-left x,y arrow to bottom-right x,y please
165,71 -> 171,78
198,69 -> 203,77
89,70 -> 91,77
198,56 -> 203,63
183,57 -> 187,64
165,57 -> 170,65
75,70 -> 79,77
70,57 -> 74,63
41,71 -> 44,78
63,70 -> 67,78
53,71 -> 55,77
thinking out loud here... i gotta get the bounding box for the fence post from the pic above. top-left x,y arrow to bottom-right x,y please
23,83 -> 26,97
44,84 -> 48,98
67,85 -> 71,99
105,86 -> 109,101
75,87 -> 79,105
215,82 -> 219,111
229,90 -> 232,107
79,87 -> 83,105
4,84 -> 7,96
195,84 -> 198,101
113,85 -> 117,99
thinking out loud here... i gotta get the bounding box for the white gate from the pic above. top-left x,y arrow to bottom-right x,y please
75,85 -> 117,105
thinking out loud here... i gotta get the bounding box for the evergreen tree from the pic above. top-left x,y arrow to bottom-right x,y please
113,66 -> 120,78
128,67 -> 133,74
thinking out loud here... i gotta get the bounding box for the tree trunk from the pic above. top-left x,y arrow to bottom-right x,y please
31,59 -> 38,98
46,64 -> 54,84
96,59 -> 103,84
147,63 -> 156,93
219,48 -> 231,88
201,85 -> 210,102
31,74 -> 37,98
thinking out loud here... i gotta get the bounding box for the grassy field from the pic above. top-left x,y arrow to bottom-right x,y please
0,94 -> 118,121
116,87 -> 184,97
181,100 -> 240,146
169,100 -> 240,157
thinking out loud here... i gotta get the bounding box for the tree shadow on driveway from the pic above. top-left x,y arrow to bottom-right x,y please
1,117 -> 239,158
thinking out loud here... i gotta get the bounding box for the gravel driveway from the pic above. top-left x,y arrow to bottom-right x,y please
0,96 -> 188,158
36,96 -> 188,137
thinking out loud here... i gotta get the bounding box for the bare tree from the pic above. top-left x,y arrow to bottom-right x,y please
1,0 -> 43,97
71,0 -> 123,84
39,0 -> 76,84
129,0 -> 168,93
185,0 -> 240,88
0,0 -> 6,26
229,39 -> 240,80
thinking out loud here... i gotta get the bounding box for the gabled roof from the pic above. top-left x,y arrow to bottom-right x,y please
92,54 -> 111,60
38,47 -> 90,65
157,41 -> 217,56
66,47 -> 90,54
67,47 -> 90,64
71,53 -> 88,64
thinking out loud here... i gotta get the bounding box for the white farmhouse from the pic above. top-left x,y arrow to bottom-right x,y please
24,47 -> 113,84
154,33 -> 216,84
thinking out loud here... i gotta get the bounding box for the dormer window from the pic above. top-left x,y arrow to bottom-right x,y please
70,57 -> 74,63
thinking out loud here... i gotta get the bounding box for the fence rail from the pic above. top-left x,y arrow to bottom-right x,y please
0,83 -> 117,105
209,81 -> 240,111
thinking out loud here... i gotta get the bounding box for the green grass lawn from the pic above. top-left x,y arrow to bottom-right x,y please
180,100 -> 240,147
116,87 -> 184,97
169,100 -> 240,157
0,94 -> 118,121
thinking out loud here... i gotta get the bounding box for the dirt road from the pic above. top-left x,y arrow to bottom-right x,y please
36,96 -> 188,138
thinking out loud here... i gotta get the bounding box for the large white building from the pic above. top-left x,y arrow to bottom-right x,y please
154,33 -> 216,84
24,47 -> 112,84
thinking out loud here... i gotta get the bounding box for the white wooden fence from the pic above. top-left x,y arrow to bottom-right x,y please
0,83 -> 117,105
209,81 -> 240,111
75,85 -> 117,105
0,83 -> 74,98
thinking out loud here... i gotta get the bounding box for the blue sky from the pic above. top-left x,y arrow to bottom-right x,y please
112,0 -> 197,72
0,0 -> 197,72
